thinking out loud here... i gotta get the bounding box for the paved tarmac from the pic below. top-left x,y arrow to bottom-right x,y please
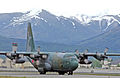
0,68 -> 120,78
0,73 -> 119,78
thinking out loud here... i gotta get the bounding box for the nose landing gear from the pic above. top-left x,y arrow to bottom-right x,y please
68,71 -> 73,75
58,71 -> 73,75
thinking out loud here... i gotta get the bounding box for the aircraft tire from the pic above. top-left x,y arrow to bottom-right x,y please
68,71 -> 73,75
40,71 -> 46,74
58,72 -> 65,75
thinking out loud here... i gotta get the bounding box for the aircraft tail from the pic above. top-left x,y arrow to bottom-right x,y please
26,22 -> 35,52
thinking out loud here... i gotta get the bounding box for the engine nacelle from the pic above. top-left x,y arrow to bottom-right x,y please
78,54 -> 92,64
13,59 -> 25,64
30,54 -> 48,60
94,54 -> 108,61
6,53 -> 16,60
6,53 -> 25,64
79,59 -> 92,64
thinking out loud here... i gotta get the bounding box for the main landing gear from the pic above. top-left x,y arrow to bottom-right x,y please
68,71 -> 73,75
58,72 -> 65,75
58,71 -> 73,75
40,71 -> 46,74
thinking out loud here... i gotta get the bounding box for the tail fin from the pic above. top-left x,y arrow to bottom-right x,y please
26,22 -> 35,52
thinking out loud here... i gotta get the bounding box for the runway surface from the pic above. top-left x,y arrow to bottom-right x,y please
0,68 -> 120,78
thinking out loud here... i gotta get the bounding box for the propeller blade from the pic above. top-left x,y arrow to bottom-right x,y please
37,46 -> 40,54
75,49 -> 79,54
12,59 -> 16,65
84,49 -> 88,54
104,47 -> 109,55
96,52 -> 100,55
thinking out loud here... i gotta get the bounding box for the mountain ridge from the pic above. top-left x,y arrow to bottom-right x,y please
0,10 -> 119,44
0,9 -> 120,52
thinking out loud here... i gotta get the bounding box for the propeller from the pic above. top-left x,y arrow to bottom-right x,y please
75,49 -> 92,64
37,46 -> 40,54
75,49 -> 79,54
30,46 -> 48,61
103,47 -> 109,64
84,49 -> 88,54
6,43 -> 25,64
94,48 -> 109,65
104,47 -> 109,55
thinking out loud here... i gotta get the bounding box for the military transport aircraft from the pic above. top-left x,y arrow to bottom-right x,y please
0,22 -> 120,75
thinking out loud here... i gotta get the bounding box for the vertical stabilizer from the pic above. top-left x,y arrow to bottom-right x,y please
26,22 -> 35,52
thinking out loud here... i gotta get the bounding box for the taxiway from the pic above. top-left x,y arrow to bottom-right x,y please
0,68 -> 120,78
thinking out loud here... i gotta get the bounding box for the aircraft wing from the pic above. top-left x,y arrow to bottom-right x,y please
0,51 -> 33,55
0,51 -> 48,61
80,53 -> 120,56
0,51 -> 8,55
106,53 -> 120,56
0,51 -> 48,55
75,52 -> 120,63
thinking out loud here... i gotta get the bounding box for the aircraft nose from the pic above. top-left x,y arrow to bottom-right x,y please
71,61 -> 78,70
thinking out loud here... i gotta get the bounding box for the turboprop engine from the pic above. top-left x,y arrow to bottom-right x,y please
94,48 -> 109,61
6,43 -> 25,64
75,49 -> 92,64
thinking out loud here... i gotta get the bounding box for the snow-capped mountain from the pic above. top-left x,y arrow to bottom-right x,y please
0,9 -> 120,44
72,14 -> 120,31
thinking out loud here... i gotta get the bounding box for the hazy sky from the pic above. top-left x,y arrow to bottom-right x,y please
0,0 -> 120,17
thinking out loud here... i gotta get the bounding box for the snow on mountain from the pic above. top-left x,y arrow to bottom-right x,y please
0,9 -> 120,45
74,14 -> 92,25
118,14 -> 120,18
56,16 -> 60,21
10,10 -> 42,26
74,14 -> 120,31
5,9 -> 120,32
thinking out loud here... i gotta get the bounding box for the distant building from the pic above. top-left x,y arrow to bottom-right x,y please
0,58 -> 4,67
0,58 -> 34,69
110,59 -> 120,69
79,64 -> 91,68
102,60 -> 111,69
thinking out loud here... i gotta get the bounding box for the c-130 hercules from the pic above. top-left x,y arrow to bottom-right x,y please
0,22 -> 120,75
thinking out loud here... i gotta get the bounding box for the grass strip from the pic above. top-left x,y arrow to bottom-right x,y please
74,73 -> 120,76
0,76 -> 27,78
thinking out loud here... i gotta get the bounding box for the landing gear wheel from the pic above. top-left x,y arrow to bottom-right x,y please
68,71 -> 73,75
58,72 -> 65,75
40,71 -> 46,74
